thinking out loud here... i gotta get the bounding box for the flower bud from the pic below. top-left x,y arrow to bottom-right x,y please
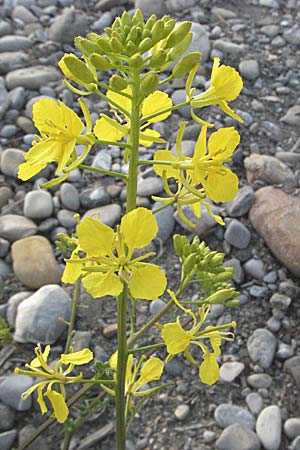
126,40 -> 138,55
89,54 -> 111,70
97,37 -> 112,54
75,37 -> 99,56
167,32 -> 192,62
109,74 -> 128,91
173,234 -> 183,257
225,300 -> 240,308
58,54 -> 95,84
163,18 -> 176,37
140,71 -> 159,97
210,253 -> 224,266
150,49 -> 167,68
129,53 -> 144,68
127,27 -> 139,44
121,10 -> 131,28
112,17 -> 122,32
206,288 -> 236,304
110,36 -> 123,53
132,8 -> 144,26
142,28 -> 151,39
145,14 -> 157,31
183,243 -> 191,257
212,268 -> 234,282
172,52 -> 201,78
139,37 -> 153,53
183,253 -> 196,274
165,21 -> 191,48
151,19 -> 165,44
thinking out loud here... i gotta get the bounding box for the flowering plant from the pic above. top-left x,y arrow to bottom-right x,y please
15,9 -> 243,450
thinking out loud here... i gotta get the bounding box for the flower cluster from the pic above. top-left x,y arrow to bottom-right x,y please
15,345 -> 93,423
62,207 -> 167,300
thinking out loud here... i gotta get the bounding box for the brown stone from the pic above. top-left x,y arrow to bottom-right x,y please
102,323 -> 118,338
244,154 -> 296,187
11,236 -> 61,289
249,186 -> 300,277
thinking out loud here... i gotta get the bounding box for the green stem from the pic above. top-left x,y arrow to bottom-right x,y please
152,200 -> 176,215
128,343 -> 164,354
140,101 -> 189,125
137,160 -> 174,166
64,278 -> 81,354
79,164 -> 128,181
95,89 -> 131,118
94,139 -> 132,149
115,285 -> 128,450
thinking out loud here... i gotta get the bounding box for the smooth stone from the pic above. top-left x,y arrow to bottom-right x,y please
239,59 -> 260,80
216,424 -> 261,450
83,204 -> 121,227
6,291 -> 32,328
0,21 -> 12,37
6,66 -> 60,90
260,25 -> 280,37
79,186 -> 110,209
18,424 -> 50,450
224,258 -> 244,284
259,0 -> 279,6
284,356 -> 300,386
249,187 -> 300,277
0,429 -> 17,450
134,0 -> 167,17
152,202 -> 175,243
93,12 -> 113,32
263,271 -> 277,283
0,77 -> 9,120
244,154 -> 296,187
0,238 -> 9,258
175,404 -> 190,421
137,176 -> 163,196
60,183 -> 80,211
23,191 -> 53,220
165,358 -> 185,377
269,293 -> 291,310
276,342 -> 293,360
0,259 -> 11,277
0,52 -> 29,75
267,317 -> 281,333
171,89 -> 190,118
174,203 -> 221,236
14,285 -> 71,344
247,328 -> 277,369
71,330 -> 92,352
247,374 -> 273,389
211,6 -> 237,18
224,220 -> 251,249
0,403 -> 15,432
171,139 -> 195,157
49,7 -> 89,44
0,35 -> 32,52
0,148 -> 24,178
256,406 -> 282,450
227,186 -> 255,217
0,187 -> 13,209
0,124 -> 17,138
246,393 -> 264,416
243,259 -> 266,280
0,374 -> 33,411
11,236 -> 61,289
188,22 -> 210,62
149,299 -> 166,315
284,27 -> 300,45
219,362 -> 245,382
291,436 -> 300,450
57,209 -> 77,228
214,404 -> 256,430
166,0 -> 197,12
280,105 -> 300,127
92,150 -> 112,176
0,215 -> 37,242
284,418 -> 300,440
203,430 -> 217,443
213,39 -> 245,56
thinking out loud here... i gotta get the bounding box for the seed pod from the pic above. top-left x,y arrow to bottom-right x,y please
140,71 -> 159,97
89,54 -> 111,70
213,269 -> 234,282
150,49 -> 167,68
110,36 -> 123,53
183,253 -> 196,274
151,19 -> 165,44
129,53 -> 144,68
75,37 -> 99,56
172,52 -> 201,78
206,288 -> 236,305
173,234 -> 184,257
109,74 -> 128,91
97,37 -> 112,54
139,37 -> 153,53
167,32 -> 193,62
59,54 -> 95,84
165,21 -> 192,49
225,299 -> 240,308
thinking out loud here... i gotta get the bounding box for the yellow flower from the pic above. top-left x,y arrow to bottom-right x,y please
93,88 -> 172,147
188,58 -> 243,123
18,98 -> 94,182
160,291 -> 236,385
106,353 -> 164,397
62,207 -> 167,300
15,345 -> 93,423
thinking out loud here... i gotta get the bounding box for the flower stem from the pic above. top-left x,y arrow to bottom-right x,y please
79,164 -> 128,180
64,278 -> 81,354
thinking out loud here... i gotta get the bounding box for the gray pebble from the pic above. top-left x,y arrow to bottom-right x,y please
267,317 -> 281,333
246,393 -> 264,416
93,11 -> 113,32
216,423 -> 261,450
203,430 -> 217,443
152,202 -> 175,243
0,403 -> 15,432
137,176 -> 163,196
149,299 -> 166,315
0,260 -> 11,277
57,209 -> 77,228
0,35 -> 32,52
239,60 -> 259,80
227,186 -> 255,217
213,39 -> 245,57
0,148 -> 24,178
71,330 -> 92,352
214,404 -> 256,430
6,291 -> 32,328
60,183 -> 80,211
220,362 -> 245,382
0,238 -> 10,258
165,358 -> 185,377
6,66 -> 60,90
83,204 -> 121,227
80,186 -> 110,209
284,418 -> 300,440
248,285 -> 268,299
134,0 -> 167,18
247,328 -> 277,369
0,186 -> 13,209
92,150 -> 112,176
0,214 -> 37,242
0,429 -> 17,450
256,405 -> 282,450
49,7 -> 89,44
224,220 -> 251,249
247,374 -> 272,389
23,191 -> 53,220
0,374 -> 33,411
224,258 -> 244,284
291,436 -> 300,450
175,404 -> 190,421
243,259 -> 266,280
276,342 -> 293,360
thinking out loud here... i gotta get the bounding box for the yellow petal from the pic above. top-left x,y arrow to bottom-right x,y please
199,353 -> 219,385
55,139 -> 76,174
139,357 -> 164,383
142,91 -> 172,123
82,271 -> 123,298
58,53 -> 74,80
139,128 -> 163,147
37,384 -> 48,415
60,348 -> 93,365
211,60 -> 243,101
125,354 -> 134,388
189,201 -> 201,218
120,207 -> 158,250
192,126 -> 207,161
129,263 -> 167,300
45,389 -> 69,423
31,345 -> 51,368
61,253 -> 83,284
109,351 -> 118,370
93,115 -> 126,141
219,101 -> 243,123
18,161 -> 46,181
208,127 -> 240,160
153,150 -> 179,179
203,167 -> 239,203
161,322 -> 191,355
106,87 -> 132,112
77,217 -> 114,257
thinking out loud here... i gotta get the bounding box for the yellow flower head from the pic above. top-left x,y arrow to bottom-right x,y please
160,291 -> 236,385
93,87 -> 172,147
188,58 -> 243,124
107,352 -> 164,398
18,98 -> 94,182
15,344 -> 93,423
62,207 -> 167,300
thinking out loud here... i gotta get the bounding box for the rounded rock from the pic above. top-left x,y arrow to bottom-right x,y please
23,191 -> 53,220
216,423 -> 261,450
256,405 -> 282,450
284,418 -> 300,440
224,220 -> 251,249
239,59 -> 260,80
175,404 -> 190,421
247,328 -> 277,369
214,404 -> 256,430
60,183 -> 80,211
